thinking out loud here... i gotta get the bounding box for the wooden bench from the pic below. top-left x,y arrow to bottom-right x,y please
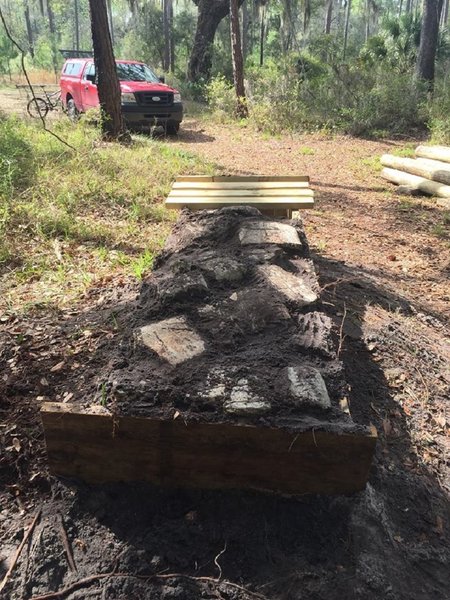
165,175 -> 314,217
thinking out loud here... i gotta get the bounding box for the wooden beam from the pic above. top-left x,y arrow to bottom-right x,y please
165,197 -> 315,210
168,189 -> 314,198
173,181 -> 311,190
415,145 -> 450,164
381,167 -> 450,199
41,403 -> 377,495
176,175 -> 310,183
381,154 -> 450,186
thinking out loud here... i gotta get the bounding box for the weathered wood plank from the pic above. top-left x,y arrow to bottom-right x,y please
173,181 -> 310,190
381,167 -> 450,199
169,189 -> 314,197
176,175 -> 310,183
41,403 -> 377,495
165,197 -> 315,210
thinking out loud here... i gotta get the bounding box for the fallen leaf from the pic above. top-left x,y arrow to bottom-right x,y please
12,437 -> 21,452
50,361 -> 65,372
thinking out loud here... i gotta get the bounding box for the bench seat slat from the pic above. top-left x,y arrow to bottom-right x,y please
169,189 -> 314,198
176,175 -> 310,183
173,181 -> 311,190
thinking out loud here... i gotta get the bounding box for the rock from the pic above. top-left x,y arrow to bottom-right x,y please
285,366 -> 331,408
257,264 -> 318,306
294,312 -> 334,356
156,271 -> 208,304
239,221 -> 302,247
224,379 -> 271,415
199,256 -> 247,282
136,317 -> 205,365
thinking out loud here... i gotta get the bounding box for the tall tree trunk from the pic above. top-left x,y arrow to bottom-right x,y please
415,0 -> 441,88
23,2 -> 34,57
365,0 -> 370,41
106,0 -> 114,46
47,0 -> 58,77
169,0 -> 174,72
325,0 -> 333,34
39,0 -> 45,16
259,3 -> 265,67
442,0 -> 449,24
74,0 -> 80,52
242,1 -> 249,59
230,0 -> 248,117
163,0 -> 174,72
88,0 -> 127,140
343,0 -> 351,60
188,0 -> 231,82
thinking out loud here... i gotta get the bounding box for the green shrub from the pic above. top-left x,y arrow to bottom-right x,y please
0,116 -> 35,197
205,76 -> 236,120
429,79 -> 450,144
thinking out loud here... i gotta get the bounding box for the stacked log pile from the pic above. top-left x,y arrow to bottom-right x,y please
381,145 -> 450,208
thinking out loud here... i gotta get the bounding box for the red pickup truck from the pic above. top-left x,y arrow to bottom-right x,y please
60,58 -> 183,134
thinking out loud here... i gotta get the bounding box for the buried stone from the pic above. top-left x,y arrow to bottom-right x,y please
285,366 -> 331,409
136,316 -> 205,366
239,221 -> 302,247
223,378 -> 271,415
257,264 -> 318,306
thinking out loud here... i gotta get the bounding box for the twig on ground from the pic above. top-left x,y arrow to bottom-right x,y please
213,541 -> 227,581
337,303 -> 347,358
320,276 -> 359,293
57,513 -> 77,572
30,571 -> 268,600
0,508 -> 41,594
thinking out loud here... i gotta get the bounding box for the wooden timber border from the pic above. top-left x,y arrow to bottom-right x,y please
41,403 -> 377,495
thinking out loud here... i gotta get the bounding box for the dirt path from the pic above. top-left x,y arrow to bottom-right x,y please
1,117 -> 449,600
170,117 -> 450,319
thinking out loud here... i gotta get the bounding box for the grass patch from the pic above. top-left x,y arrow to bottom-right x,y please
0,115 -> 214,310
392,146 -> 416,158
298,146 -> 315,156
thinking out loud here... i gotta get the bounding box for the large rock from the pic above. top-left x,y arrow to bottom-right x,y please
257,264 -> 318,306
136,316 -> 205,366
239,221 -> 302,247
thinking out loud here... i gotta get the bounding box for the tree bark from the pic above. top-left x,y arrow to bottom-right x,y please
415,0 -> 440,88
47,0 -> 58,76
230,0 -> 248,117
242,1 -> 249,59
106,0 -> 114,46
343,0 -> 351,60
440,0 -> 449,23
163,0 -> 174,72
74,0 -> 80,52
259,3 -> 266,67
88,0 -> 127,140
23,2 -> 34,58
188,0 -> 244,83
365,0 -> 370,41
325,0 -> 333,34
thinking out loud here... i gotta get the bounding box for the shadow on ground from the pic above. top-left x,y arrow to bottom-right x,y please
1,239 -> 449,600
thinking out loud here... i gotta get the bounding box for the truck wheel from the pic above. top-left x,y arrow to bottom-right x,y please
67,99 -> 79,122
166,122 -> 179,135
